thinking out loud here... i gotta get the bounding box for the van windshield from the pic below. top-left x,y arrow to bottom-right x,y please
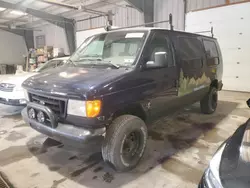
70,31 -> 148,68
34,59 -> 67,72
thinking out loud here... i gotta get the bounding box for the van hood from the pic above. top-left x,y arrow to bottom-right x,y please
1,72 -> 37,87
22,66 -> 131,99
219,119 -> 250,188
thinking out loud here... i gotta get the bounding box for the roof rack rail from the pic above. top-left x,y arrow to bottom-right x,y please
105,14 -> 174,31
193,27 -> 214,37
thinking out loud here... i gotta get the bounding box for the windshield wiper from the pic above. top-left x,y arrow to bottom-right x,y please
81,58 -> 120,69
81,54 -> 101,58
98,60 -> 120,69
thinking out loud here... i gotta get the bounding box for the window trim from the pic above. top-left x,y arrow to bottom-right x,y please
202,39 -> 219,58
143,31 -> 176,68
178,36 -> 204,60
202,38 -> 220,66
177,36 -> 204,69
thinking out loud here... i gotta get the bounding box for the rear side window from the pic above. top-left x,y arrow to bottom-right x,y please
179,37 -> 203,60
178,37 -> 203,69
203,40 -> 219,65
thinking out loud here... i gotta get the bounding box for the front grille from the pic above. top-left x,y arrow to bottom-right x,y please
0,83 -> 15,92
29,92 -> 66,118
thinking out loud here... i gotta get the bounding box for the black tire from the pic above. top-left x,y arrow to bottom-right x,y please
102,115 -> 147,172
200,87 -> 218,114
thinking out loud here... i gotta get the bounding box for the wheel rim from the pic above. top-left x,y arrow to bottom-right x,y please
121,130 -> 142,164
211,90 -> 218,110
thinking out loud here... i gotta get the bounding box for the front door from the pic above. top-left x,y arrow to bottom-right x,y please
140,31 -> 178,117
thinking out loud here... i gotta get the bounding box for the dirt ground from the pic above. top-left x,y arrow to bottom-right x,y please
0,90 -> 249,188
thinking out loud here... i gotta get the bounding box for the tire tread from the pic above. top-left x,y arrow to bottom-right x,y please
102,115 -> 147,171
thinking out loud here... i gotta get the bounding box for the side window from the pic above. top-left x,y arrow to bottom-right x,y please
178,37 -> 204,69
147,32 -> 174,67
203,40 -> 219,66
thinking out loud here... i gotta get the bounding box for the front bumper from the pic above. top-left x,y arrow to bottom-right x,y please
198,169 -> 224,188
22,104 -> 105,148
0,90 -> 26,106
0,97 -> 26,106
0,103 -> 24,115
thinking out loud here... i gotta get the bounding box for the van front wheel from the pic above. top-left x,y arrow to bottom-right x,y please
200,87 -> 218,114
102,115 -> 147,172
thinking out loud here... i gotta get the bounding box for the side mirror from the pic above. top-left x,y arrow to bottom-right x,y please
247,99 -> 250,108
145,52 -> 167,69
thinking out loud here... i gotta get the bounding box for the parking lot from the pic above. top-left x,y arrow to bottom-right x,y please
0,90 -> 249,188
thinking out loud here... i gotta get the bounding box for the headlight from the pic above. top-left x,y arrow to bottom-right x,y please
67,100 -> 86,117
205,143 -> 226,188
67,99 -> 101,117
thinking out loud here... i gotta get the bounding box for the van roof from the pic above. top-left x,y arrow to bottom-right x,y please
104,27 -> 216,40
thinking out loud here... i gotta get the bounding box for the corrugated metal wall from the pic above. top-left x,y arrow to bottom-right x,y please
77,0 -> 185,32
76,0 -> 246,32
154,0 -> 185,30
0,30 -> 27,65
76,0 -> 249,31
76,6 -> 143,31
187,0 -> 246,12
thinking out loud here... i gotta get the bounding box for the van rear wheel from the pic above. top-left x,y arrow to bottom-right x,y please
200,87 -> 218,114
102,115 -> 147,172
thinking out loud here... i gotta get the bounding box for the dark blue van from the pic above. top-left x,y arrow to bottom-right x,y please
22,28 -> 223,171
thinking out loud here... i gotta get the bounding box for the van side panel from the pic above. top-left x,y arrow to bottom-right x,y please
169,33 -> 211,99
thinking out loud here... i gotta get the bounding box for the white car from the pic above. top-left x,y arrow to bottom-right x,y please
0,56 -> 69,115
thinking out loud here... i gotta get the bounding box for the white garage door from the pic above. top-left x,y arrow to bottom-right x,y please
186,2 -> 250,92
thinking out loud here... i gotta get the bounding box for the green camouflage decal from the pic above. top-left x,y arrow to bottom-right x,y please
178,69 -> 211,96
